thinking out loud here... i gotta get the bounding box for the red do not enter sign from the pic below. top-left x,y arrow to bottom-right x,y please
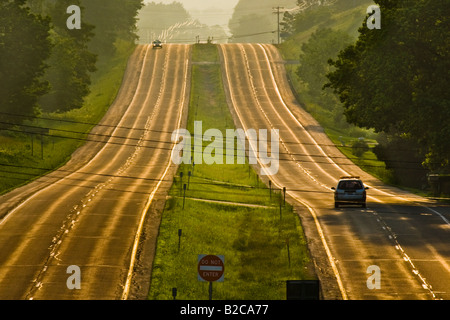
197,255 -> 224,282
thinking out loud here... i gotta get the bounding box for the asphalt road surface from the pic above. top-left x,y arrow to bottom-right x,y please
0,44 -> 191,300
219,43 -> 450,300
1,42 -> 449,300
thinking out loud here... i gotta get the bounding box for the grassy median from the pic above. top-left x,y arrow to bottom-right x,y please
148,44 -> 314,300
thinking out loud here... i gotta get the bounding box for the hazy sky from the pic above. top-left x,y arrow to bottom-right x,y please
143,0 -> 240,11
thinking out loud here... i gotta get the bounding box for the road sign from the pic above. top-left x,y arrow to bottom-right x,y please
198,255 -> 224,282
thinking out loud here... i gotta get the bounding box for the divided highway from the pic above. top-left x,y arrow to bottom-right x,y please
219,43 -> 450,300
0,44 -> 191,299
0,42 -> 449,300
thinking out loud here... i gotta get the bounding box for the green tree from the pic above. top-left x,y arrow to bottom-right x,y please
39,0 -> 97,113
297,28 -> 352,95
81,0 -> 143,56
31,0 -> 143,113
295,28 -> 353,128
326,0 -> 450,172
0,0 -> 52,124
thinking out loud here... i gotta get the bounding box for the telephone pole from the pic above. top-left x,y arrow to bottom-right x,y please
273,6 -> 284,45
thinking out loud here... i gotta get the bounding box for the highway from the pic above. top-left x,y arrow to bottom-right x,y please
0,44 -> 191,299
219,43 -> 450,300
0,42 -> 449,300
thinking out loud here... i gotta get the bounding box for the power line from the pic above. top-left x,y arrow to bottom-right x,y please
0,111 -> 156,134
272,6 -> 285,45
0,121 -> 174,147
0,163 -> 321,194
0,123 -> 430,169
0,115 -> 361,149
0,162 -> 404,199
0,112 -> 381,149
0,171 -> 339,205
0,115 -> 433,170
0,163 -> 417,201
229,30 -> 276,40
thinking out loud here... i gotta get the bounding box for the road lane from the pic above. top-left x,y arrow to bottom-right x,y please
0,44 -> 191,299
219,43 -> 450,300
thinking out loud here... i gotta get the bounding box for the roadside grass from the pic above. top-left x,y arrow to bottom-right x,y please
0,40 -> 136,195
148,44 -> 314,300
150,200 -> 309,300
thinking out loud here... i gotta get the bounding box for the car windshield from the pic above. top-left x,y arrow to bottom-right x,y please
338,180 -> 363,190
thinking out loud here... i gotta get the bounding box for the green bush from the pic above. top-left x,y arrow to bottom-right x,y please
351,139 -> 369,157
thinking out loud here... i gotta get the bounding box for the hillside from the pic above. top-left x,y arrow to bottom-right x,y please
276,1 -> 401,185
279,0 -> 374,59
229,0 -> 297,43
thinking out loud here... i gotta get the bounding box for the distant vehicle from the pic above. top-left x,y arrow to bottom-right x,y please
152,40 -> 163,49
331,176 -> 369,208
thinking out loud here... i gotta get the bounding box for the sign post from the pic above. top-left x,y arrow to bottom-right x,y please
198,255 -> 224,300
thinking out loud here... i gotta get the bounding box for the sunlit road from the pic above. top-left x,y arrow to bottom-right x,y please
219,43 -> 450,300
0,44 -> 191,299
1,42 -> 449,300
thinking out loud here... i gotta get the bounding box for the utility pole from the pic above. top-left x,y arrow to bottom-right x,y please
272,6 -> 284,45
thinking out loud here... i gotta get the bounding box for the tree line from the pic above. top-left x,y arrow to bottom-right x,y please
325,0 -> 449,178
228,0 -> 296,43
0,0 -> 143,126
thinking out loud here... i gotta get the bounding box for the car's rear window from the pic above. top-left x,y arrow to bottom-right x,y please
338,180 -> 363,190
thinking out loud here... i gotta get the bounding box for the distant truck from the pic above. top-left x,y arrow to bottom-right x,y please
152,40 -> 163,49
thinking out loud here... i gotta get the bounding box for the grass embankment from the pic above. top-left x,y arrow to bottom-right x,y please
278,2 -> 395,184
148,44 -> 313,300
0,40 -> 136,195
